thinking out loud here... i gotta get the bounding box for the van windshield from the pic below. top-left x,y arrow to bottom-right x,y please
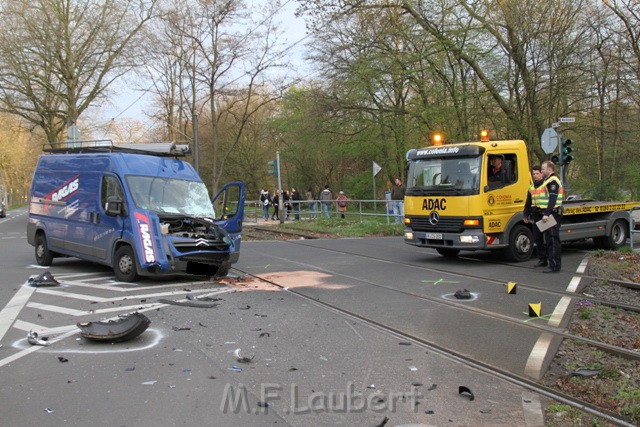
126,176 -> 215,217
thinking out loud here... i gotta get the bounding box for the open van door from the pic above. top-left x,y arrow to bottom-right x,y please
211,181 -> 245,235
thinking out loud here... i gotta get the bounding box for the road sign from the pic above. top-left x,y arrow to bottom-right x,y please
541,127 -> 559,154
559,117 -> 575,123
551,122 -> 560,128
372,161 -> 382,177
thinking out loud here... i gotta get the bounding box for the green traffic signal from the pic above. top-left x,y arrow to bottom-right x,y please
561,139 -> 574,165
267,160 -> 278,176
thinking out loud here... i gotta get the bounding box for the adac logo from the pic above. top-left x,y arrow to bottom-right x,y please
487,195 -> 495,206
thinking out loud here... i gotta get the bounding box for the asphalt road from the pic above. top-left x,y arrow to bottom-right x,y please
0,207 -> 599,426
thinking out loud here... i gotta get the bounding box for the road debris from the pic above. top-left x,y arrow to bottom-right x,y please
158,298 -> 219,308
27,330 -> 50,346
76,312 -> 150,343
234,348 -> 255,363
28,271 -> 60,287
57,356 -> 68,363
454,289 -> 472,299
458,385 -> 475,401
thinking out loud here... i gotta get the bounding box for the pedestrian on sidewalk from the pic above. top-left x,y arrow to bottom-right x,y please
307,187 -> 317,219
271,189 -> 279,220
291,188 -> 302,220
320,185 -> 332,219
337,191 -> 348,219
259,188 -> 271,221
391,178 -> 405,224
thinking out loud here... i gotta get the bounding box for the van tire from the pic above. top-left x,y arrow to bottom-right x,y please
213,262 -> 231,279
114,246 -> 139,282
35,234 -> 54,266
504,224 -> 533,262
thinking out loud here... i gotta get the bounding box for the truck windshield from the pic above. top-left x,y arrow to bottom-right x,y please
126,176 -> 215,217
406,156 -> 481,196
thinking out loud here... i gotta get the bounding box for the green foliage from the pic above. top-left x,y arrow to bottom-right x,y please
546,403 -> 571,414
278,218 -> 403,238
579,309 -> 591,320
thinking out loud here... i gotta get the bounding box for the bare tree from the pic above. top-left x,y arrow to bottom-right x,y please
148,0 -> 291,192
0,0 -> 157,143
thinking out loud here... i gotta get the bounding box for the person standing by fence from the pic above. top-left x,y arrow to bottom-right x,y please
320,185 -> 332,219
337,191 -> 348,219
291,187 -> 302,220
271,189 -> 279,220
307,187 -> 317,219
391,178 -> 405,224
259,188 -> 271,221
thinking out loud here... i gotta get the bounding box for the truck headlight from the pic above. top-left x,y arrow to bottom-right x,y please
460,236 -> 479,243
405,231 -> 414,240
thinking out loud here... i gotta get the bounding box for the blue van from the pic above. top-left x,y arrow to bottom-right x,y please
27,141 -> 245,282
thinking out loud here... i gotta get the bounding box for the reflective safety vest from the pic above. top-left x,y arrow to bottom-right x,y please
531,176 -> 564,209
529,182 -> 546,208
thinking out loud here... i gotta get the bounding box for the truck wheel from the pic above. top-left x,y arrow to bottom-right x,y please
504,224 -> 533,262
597,219 -> 628,250
114,246 -> 140,282
436,248 -> 460,258
35,234 -> 54,266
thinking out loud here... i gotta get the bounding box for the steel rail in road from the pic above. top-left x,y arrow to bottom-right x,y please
231,265 -> 636,427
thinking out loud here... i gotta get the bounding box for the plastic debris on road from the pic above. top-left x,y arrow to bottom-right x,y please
27,330 -> 50,346
76,312 -> 150,343
234,348 -> 255,363
28,271 -> 60,287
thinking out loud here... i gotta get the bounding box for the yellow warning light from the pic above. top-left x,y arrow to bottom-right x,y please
480,129 -> 490,142
432,132 -> 444,146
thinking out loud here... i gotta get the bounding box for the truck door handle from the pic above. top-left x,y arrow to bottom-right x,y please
91,212 -> 100,224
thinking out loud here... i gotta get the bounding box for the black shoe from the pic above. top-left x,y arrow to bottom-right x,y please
534,259 -> 548,267
543,268 -> 559,273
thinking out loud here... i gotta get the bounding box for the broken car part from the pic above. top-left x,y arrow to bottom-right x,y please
27,330 -> 50,346
28,271 -> 60,287
76,312 -> 150,343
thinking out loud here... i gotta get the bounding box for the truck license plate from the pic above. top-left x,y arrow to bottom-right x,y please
426,233 -> 443,240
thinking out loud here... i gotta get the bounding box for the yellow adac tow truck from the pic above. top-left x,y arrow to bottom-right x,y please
403,132 -> 639,261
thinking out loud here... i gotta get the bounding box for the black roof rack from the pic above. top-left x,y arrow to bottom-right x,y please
42,140 -> 191,157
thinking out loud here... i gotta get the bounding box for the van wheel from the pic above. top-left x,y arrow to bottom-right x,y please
504,224 -> 533,262
436,248 -> 460,258
596,219 -> 628,250
35,234 -> 54,266
114,246 -> 139,282
213,262 -> 231,279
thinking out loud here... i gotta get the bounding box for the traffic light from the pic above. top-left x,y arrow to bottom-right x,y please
267,160 -> 278,177
551,154 -> 560,165
561,139 -> 574,165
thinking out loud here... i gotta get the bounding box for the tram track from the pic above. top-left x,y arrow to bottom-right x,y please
235,238 -> 640,425
232,265 -> 637,427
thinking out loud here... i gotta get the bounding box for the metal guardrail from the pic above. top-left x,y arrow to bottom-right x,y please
243,199 -> 403,224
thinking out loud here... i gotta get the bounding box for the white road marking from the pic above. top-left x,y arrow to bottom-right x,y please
0,328 -> 78,368
35,287 -> 223,302
26,301 -> 165,316
0,285 -> 36,342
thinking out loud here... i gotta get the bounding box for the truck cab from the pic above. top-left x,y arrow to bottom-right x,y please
404,136 -> 536,261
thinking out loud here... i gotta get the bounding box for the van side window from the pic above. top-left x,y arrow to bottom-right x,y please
101,175 -> 124,210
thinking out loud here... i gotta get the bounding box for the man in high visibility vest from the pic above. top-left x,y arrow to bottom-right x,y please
539,160 -> 564,273
523,165 -> 547,267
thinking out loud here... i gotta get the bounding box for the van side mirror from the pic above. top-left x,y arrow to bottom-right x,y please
105,195 -> 124,216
